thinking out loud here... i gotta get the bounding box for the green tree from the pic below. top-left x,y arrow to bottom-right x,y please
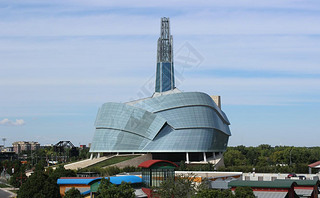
17,161 -> 78,198
64,187 -> 82,198
97,178 -> 135,198
17,170 -> 60,198
234,186 -> 255,198
154,174 -> 196,198
9,171 -> 27,188
224,150 -> 246,166
79,148 -> 90,159
8,160 -> 28,187
50,165 -> 76,180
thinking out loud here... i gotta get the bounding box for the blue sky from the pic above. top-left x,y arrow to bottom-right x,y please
0,0 -> 319,147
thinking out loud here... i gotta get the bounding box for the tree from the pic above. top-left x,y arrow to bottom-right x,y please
224,150 -> 246,166
9,160 -> 28,187
194,178 -> 234,198
96,178 -> 135,198
79,148 -> 90,159
49,165 -> 76,180
9,171 -> 27,188
154,174 -> 196,198
17,162 -> 75,198
64,187 -> 82,198
234,186 -> 255,198
17,170 -> 60,198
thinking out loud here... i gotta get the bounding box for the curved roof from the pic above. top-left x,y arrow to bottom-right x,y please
156,105 -> 231,135
132,92 -> 230,125
57,176 -> 142,185
88,175 -> 142,185
142,125 -> 229,152
90,91 -> 231,153
138,160 -> 178,168
57,177 -> 96,185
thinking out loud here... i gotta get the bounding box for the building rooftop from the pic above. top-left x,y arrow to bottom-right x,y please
57,175 -> 142,185
308,161 -> 320,168
275,179 -> 319,186
138,160 -> 178,168
228,180 -> 297,189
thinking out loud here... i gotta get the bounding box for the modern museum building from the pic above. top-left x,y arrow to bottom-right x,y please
89,18 -> 231,163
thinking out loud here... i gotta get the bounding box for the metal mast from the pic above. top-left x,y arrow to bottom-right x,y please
155,17 -> 175,93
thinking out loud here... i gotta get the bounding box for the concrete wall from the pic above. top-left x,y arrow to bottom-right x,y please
210,96 -> 221,109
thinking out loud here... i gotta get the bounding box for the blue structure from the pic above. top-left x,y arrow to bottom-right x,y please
57,175 -> 142,185
57,176 -> 142,197
90,17 -> 231,163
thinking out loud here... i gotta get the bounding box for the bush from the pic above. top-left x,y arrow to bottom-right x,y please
234,186 -> 255,198
154,174 -> 196,198
105,166 -> 120,176
122,166 -> 141,173
96,178 -> 135,198
64,187 -> 82,198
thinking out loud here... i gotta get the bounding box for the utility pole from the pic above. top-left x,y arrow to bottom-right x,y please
289,147 -> 293,166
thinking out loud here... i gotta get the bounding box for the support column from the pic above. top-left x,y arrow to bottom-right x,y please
90,153 -> 93,160
213,152 -> 216,160
97,153 -> 100,158
203,152 -> 207,162
186,152 -> 190,164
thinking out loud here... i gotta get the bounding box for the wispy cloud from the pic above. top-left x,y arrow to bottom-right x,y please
0,0 -> 319,146
0,118 -> 26,126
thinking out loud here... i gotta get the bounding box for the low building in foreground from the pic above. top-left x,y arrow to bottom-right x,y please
57,175 -> 144,197
229,179 -> 320,198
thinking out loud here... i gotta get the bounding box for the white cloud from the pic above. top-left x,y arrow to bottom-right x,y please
0,118 -> 26,126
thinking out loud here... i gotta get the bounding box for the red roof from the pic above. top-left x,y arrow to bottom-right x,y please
138,160 -> 178,168
308,161 -> 320,168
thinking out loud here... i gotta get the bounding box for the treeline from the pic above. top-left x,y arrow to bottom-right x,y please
18,147 -> 90,165
220,144 -> 320,173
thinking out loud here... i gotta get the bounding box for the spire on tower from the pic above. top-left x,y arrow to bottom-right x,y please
155,17 -> 175,93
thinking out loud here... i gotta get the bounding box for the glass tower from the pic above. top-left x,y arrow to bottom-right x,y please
155,17 -> 175,93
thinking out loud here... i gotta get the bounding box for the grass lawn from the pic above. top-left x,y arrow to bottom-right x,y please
87,155 -> 140,169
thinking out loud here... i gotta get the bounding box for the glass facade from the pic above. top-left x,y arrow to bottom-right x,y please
95,102 -> 166,140
90,92 -> 231,153
133,92 -> 230,125
142,168 -> 175,187
140,160 -> 176,188
155,62 -> 175,92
